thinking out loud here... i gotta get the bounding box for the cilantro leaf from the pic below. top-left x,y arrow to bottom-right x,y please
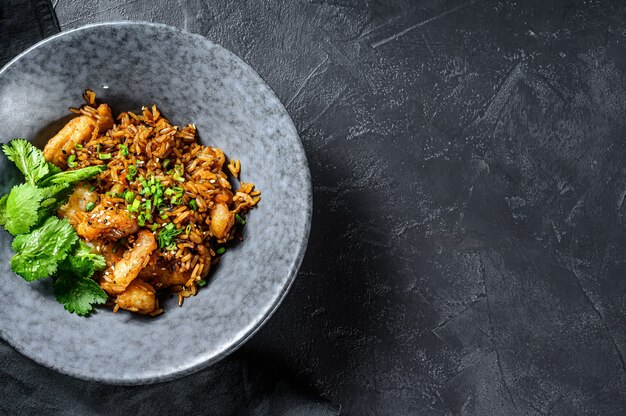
38,165 -> 106,187
0,194 -> 8,226
53,273 -> 107,316
4,183 -> 43,236
39,183 -> 71,200
46,161 -> 62,176
10,217 -> 77,281
37,183 -> 73,220
2,139 -> 51,185
59,240 -> 106,278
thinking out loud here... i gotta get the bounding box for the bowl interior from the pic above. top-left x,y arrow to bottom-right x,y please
0,22 -> 311,384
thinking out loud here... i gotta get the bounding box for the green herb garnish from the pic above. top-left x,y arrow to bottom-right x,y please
118,144 -> 129,157
172,164 -> 185,182
235,214 -> 246,225
0,140 -> 107,316
67,154 -> 77,168
216,247 -> 226,255
98,153 -> 111,160
189,199 -> 198,211
85,202 -> 95,212
157,222 -> 182,250
126,164 -> 137,180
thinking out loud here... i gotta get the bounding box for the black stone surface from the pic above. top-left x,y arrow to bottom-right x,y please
9,0 -> 626,414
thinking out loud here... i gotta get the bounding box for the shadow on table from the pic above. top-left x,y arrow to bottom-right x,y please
241,146 -> 399,409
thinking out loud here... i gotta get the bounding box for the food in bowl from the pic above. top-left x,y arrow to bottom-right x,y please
0,90 -> 260,316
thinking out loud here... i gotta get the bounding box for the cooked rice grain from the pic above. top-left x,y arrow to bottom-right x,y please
67,93 -> 260,311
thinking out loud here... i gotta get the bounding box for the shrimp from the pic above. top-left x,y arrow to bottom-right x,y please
75,198 -> 139,241
209,202 -> 234,240
43,104 -> 113,167
95,104 -> 114,131
101,230 -> 156,294
214,189 -> 233,204
115,280 -> 157,315
57,184 -> 99,226
139,256 -> 192,288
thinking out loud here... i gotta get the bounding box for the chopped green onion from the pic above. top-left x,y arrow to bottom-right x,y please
185,224 -> 192,235
172,164 -> 185,182
144,199 -> 152,212
89,185 -> 96,191
96,143 -> 101,153
126,165 -> 138,180
235,214 -> 246,225
124,191 -> 135,204
74,143 -> 83,150
85,202 -> 95,212
197,280 -> 207,287
137,213 -> 146,226
152,223 -> 159,231
216,247 -> 226,255
98,153 -> 111,160
162,159 -> 170,169
160,213 -> 169,220
157,222 -> 183,250
127,198 -> 141,212
118,144 -> 129,156
67,154 -> 77,168
189,199 -> 198,211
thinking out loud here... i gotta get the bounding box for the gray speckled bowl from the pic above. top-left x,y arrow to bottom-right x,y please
0,22 -> 311,384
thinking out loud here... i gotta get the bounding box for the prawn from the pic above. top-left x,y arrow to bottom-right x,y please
57,184 -> 98,226
209,202 -> 234,240
75,198 -> 139,241
115,280 -> 157,315
43,104 -> 113,167
100,230 -> 157,294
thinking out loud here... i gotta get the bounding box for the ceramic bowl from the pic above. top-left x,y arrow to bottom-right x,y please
0,22 -> 311,384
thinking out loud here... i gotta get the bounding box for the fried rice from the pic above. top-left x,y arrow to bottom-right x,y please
43,90 -> 260,315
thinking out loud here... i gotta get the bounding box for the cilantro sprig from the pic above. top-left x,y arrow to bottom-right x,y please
0,139 -> 108,316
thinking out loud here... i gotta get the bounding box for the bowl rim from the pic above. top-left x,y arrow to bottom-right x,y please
0,21 -> 312,385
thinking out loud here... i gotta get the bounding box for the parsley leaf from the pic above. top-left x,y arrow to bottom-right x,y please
40,183 -> 72,200
53,273 -> 108,316
59,240 -> 106,278
39,165 -> 106,187
2,139 -> 53,185
0,194 -> 8,226
37,183 -> 73,219
4,183 -> 43,236
10,217 -> 77,281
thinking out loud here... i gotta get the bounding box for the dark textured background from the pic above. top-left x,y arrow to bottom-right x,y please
5,0 -> 626,414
